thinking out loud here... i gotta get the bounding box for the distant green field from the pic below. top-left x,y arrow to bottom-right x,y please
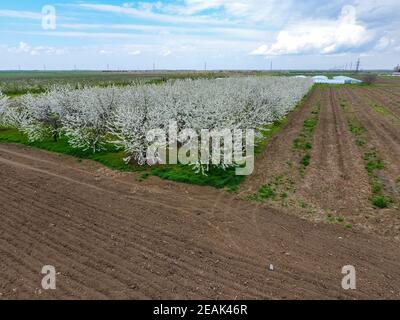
0,70 -> 230,97
0,69 -> 390,97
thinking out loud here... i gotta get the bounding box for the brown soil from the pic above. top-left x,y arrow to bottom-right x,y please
2,80 -> 400,299
378,85 -> 400,99
241,86 -> 371,219
239,86 -> 322,195
241,83 -> 400,238
360,87 -> 400,118
299,87 -> 371,215
340,87 -> 400,236
1,143 -> 400,299
341,87 -> 400,180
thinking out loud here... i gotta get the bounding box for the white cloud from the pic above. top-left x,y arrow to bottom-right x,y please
251,44 -> 269,55
128,50 -> 141,55
167,0 -> 292,24
9,42 -> 40,56
20,31 -> 259,53
251,5 -> 374,56
0,9 -> 41,20
59,23 -> 268,40
7,42 -> 66,56
2,1 -> 399,70
353,0 -> 400,22
166,0 -> 223,15
212,0 -> 292,23
23,31 -> 147,40
78,3 -> 230,25
160,48 -> 172,56
14,42 -> 31,53
374,36 -> 395,51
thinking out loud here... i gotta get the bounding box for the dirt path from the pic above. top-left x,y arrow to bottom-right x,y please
1,143 -> 400,299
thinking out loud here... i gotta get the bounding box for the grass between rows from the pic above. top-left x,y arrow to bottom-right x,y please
292,101 -> 320,176
369,102 -> 400,126
249,88 -> 356,230
340,98 -> 392,208
326,214 -> 353,229
248,87 -> 321,203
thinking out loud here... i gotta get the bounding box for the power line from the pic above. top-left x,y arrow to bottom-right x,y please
355,58 -> 360,73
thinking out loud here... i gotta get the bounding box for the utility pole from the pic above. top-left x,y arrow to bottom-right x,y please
355,58 -> 360,73
204,61 -> 207,71
270,61 -> 273,71
153,62 -> 155,72
350,62 -> 353,71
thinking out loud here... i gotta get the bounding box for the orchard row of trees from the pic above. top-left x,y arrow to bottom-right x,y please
0,77 -> 313,171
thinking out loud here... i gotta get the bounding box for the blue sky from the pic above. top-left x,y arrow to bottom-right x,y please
0,0 -> 399,70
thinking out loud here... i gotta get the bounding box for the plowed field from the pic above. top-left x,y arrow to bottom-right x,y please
1,78 -> 400,299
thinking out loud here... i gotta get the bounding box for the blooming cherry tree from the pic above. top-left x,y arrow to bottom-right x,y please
3,77 -> 313,174
0,92 -> 10,126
